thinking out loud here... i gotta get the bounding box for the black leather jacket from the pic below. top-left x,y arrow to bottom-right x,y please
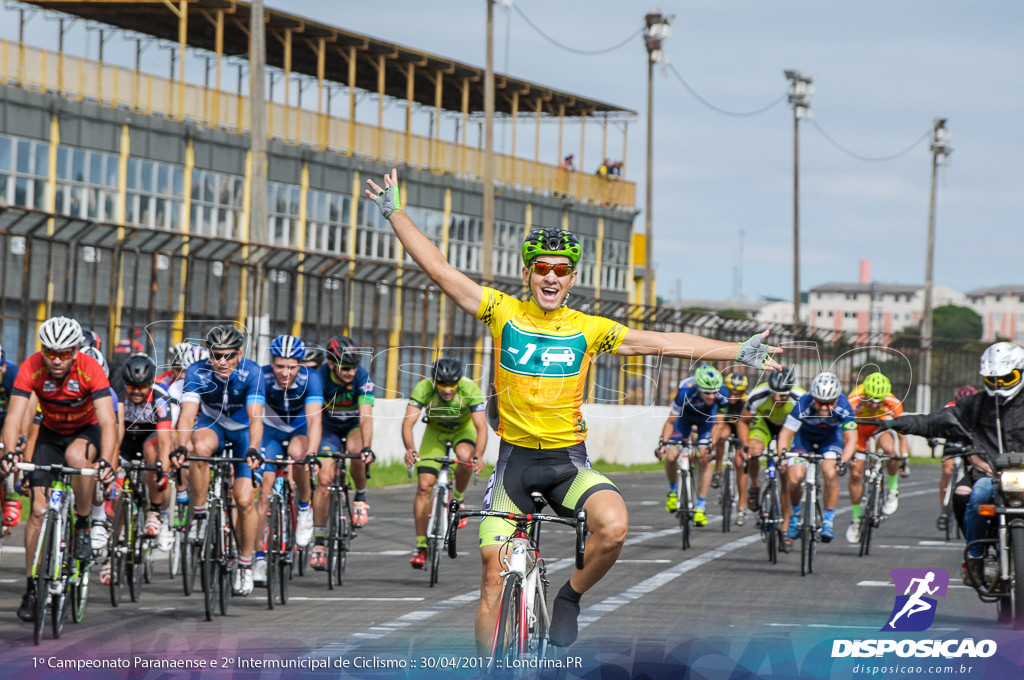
892,391 -> 1024,475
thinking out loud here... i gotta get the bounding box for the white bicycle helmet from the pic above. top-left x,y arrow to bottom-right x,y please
79,346 -> 109,377
180,346 -> 208,369
979,342 -> 1024,400
168,342 -> 194,368
810,372 -> 842,402
38,316 -> 84,351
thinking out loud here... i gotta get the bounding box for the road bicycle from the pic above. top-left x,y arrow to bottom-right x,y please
663,435 -> 700,550
261,457 -> 305,609
755,443 -> 784,564
447,494 -> 587,671
856,428 -> 903,557
316,444 -> 365,589
16,460 -> 102,645
169,467 -> 198,595
787,448 -> 825,577
108,458 -> 164,606
410,444 -> 475,587
186,453 -> 245,621
719,435 -> 741,533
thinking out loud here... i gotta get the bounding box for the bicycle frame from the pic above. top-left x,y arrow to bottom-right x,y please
446,498 -> 587,668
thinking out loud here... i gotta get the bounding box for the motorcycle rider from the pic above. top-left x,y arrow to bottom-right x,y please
882,342 -> 1024,586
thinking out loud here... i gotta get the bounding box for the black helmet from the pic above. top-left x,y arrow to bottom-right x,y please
303,346 -> 326,366
121,353 -> 157,386
80,328 -> 102,351
327,336 -> 358,366
204,325 -> 245,351
433,358 -> 463,385
768,366 -> 797,393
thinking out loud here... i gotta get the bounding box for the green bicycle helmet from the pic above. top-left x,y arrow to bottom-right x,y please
521,228 -> 582,267
862,372 -> 891,401
694,365 -> 723,392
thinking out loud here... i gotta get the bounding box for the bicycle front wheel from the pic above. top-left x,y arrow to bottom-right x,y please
525,571 -> 550,661
202,506 -> 219,622
129,504 -> 146,602
182,504 -> 199,596
721,464 -> 734,533
336,492 -> 352,586
763,482 -> 780,564
326,491 -> 339,589
800,486 -> 813,576
33,515 -> 56,645
266,496 -> 282,610
52,514 -> 74,639
677,469 -> 691,551
490,572 -> 524,668
859,479 -> 878,557
110,497 -> 131,607
219,506 -> 235,617
428,490 -> 447,587
70,553 -> 89,624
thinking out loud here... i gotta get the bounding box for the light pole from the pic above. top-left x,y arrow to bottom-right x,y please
917,118 -> 952,412
482,0 -> 496,284
643,12 -> 671,309
785,69 -> 813,334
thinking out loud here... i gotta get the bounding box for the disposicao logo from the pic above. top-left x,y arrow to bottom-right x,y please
831,567 -> 997,660
882,568 -> 948,632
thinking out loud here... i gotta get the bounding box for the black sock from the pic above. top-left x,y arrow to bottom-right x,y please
549,581 -> 582,647
26,578 -> 33,592
76,514 -> 91,529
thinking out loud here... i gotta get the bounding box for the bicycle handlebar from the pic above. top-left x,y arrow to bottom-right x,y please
15,462 -> 98,476
445,502 -> 588,570
184,455 -> 259,488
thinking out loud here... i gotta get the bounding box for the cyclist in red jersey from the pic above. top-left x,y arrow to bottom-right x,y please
0,317 -> 118,621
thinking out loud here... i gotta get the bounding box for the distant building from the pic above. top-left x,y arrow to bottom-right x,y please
965,286 -> 1024,342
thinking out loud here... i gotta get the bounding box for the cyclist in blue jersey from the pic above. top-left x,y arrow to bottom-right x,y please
0,343 -> 18,434
172,325 -> 265,597
0,344 -> 19,530
777,371 -> 858,544
252,334 -> 324,584
310,336 -> 375,570
656,366 -> 729,526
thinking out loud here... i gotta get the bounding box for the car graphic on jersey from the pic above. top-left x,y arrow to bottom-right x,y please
540,348 -> 576,367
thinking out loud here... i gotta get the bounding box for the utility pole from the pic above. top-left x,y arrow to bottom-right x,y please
482,0 -> 496,284
250,0 -> 268,354
643,12 -> 671,309
785,70 -> 813,334
918,118 -> 951,412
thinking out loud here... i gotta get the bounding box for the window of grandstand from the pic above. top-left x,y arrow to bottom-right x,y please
54,146 -> 120,221
447,212 -> 482,273
306,189 -> 350,254
600,238 -> 629,292
355,194 -> 395,260
576,236 -> 597,288
494,220 -> 524,278
267,181 -> 300,246
189,169 -> 244,238
402,207 -> 444,264
0,134 -> 48,210
126,159 -> 185,230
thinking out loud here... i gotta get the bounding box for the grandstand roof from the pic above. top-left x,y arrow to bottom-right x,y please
23,0 -> 634,119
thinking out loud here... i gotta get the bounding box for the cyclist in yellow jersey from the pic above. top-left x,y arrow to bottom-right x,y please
364,168 -> 781,652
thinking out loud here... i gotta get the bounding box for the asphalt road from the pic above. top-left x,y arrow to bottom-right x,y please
0,463 -> 1018,679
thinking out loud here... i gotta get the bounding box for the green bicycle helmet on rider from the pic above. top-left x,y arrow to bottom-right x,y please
862,372 -> 891,401
521,228 -> 582,267
694,366 -> 723,392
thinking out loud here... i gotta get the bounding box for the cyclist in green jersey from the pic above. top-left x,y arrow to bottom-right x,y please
365,168 -> 781,652
736,367 -> 804,522
402,357 -> 487,568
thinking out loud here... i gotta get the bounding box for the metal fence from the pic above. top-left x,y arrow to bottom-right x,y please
0,205 -> 981,410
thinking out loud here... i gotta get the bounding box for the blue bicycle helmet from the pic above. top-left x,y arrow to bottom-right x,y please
269,334 -> 305,360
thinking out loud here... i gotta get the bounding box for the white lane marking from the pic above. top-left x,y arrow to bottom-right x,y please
578,534 -> 761,631
138,607 -> 178,613
0,578 -> 18,583
616,559 -> 671,564
2,546 -> 25,554
290,597 -> 425,602
858,580 -> 972,590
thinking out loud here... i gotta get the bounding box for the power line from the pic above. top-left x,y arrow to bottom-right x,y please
513,5 -> 643,56
809,120 -> 932,162
668,63 -> 786,118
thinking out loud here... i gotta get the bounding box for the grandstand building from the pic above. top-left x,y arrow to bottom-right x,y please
0,0 -> 642,397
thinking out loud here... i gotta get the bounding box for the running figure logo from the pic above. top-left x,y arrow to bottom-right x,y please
882,568 -> 949,632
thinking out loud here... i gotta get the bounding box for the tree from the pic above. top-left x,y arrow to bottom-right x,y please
891,304 -> 982,349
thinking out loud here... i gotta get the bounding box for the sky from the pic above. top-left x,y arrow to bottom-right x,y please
304,1 -> 1024,303
5,1 -> 1022,303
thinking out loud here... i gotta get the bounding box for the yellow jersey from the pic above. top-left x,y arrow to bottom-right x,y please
476,287 -> 627,448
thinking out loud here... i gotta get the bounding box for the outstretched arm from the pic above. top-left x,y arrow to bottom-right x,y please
365,169 -> 483,316
618,328 -> 782,370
